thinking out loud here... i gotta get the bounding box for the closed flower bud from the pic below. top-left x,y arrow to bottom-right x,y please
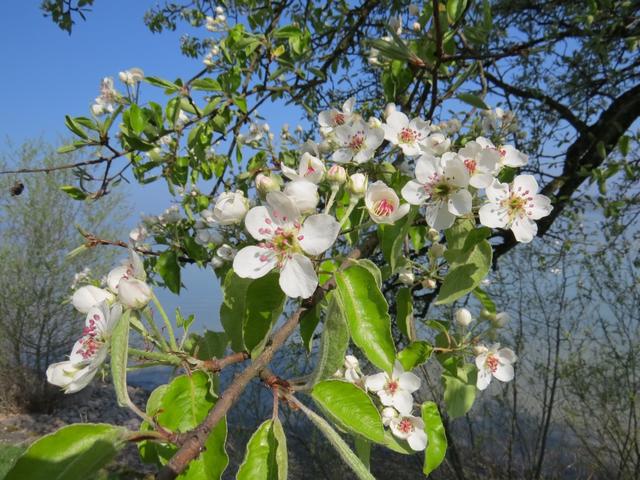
215,5 -> 224,14
368,117 -> 382,129
492,312 -> 510,328
428,228 -> 440,241
480,309 -> 493,320
347,173 -> 368,196
413,22 -> 421,32
473,345 -> 489,356
398,267 -> 415,286
430,243 -> 446,258
216,244 -> 236,261
255,173 -> 280,194
384,103 -> 397,119
327,165 -> 347,185
422,278 -> 437,289
118,278 -> 153,309
211,256 -> 225,268
211,191 -> 249,225
454,308 -> 474,327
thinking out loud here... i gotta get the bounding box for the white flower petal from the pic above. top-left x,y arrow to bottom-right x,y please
244,206 -> 276,241
332,148 -> 353,163
393,390 -> 415,415
378,389 -> 395,407
497,348 -> 517,364
511,215 -> 537,243
425,203 -> 456,230
398,372 -> 421,393
401,180 -> 428,205
479,203 -> 508,229
299,214 -> 340,256
485,179 -> 509,203
266,191 -> 301,225
233,246 -> 277,279
365,372 -> 388,392
476,368 -> 492,390
72,286 -> 113,313
407,429 -> 428,451
415,154 -> 439,184
469,173 -> 495,189
448,189 -> 472,216
529,194 -> 552,220
493,362 -> 515,382
279,254 -> 317,298
513,174 -> 539,196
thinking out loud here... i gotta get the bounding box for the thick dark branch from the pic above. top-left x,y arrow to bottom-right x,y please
484,71 -> 589,134
494,82 -> 640,261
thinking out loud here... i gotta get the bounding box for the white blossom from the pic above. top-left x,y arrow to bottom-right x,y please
284,180 -> 320,214
458,139 -> 501,188
91,77 -> 118,116
365,181 -> 410,225
383,111 -> 430,156
475,344 -> 517,391
281,152 -> 326,184
389,412 -> 428,451
71,285 -> 114,314
207,190 -> 250,225
347,173 -> 368,196
365,361 -> 421,415
479,175 -> 552,243
318,97 -> 355,134
332,119 -> 384,164
401,152 -> 472,230
118,67 -> 144,85
454,308 -> 473,327
233,192 -> 340,298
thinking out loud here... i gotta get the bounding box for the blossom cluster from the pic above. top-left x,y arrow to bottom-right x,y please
46,250 -> 153,393
335,356 -> 426,451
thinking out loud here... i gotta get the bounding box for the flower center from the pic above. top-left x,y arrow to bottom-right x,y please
501,187 -> 535,219
386,380 -> 399,394
486,355 -> 499,373
334,112 -> 345,125
432,181 -> 452,200
398,418 -> 414,434
305,165 -> 316,176
77,314 -> 103,360
464,158 -> 477,174
398,128 -> 418,144
258,218 -> 303,267
348,131 -> 365,151
373,199 -> 395,217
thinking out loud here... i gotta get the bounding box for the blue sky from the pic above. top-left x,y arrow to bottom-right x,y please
0,2 -> 248,333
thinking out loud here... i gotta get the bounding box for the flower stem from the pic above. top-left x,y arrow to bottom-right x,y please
129,347 -> 182,365
324,186 -> 339,214
339,198 -> 360,228
143,307 -> 171,352
152,294 -> 179,351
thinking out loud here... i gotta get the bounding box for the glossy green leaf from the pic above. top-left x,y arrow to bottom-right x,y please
472,287 -> 496,314
378,209 -> 415,274
64,115 -> 89,139
456,92 -> 489,110
396,287 -> 415,341
5,424 -> 129,480
110,308 -> 130,408
356,259 -> 382,288
442,363 -> 477,418
219,270 -> 250,351
312,380 -> 385,443
299,302 -> 320,353
156,250 -> 181,294
354,437 -> 371,470
308,293 -> 349,384
128,104 -> 147,134
335,265 -> 396,372
60,185 -> 87,200
398,341 -> 433,371
446,0 -> 468,23
421,402 -> 447,475
236,419 -> 287,480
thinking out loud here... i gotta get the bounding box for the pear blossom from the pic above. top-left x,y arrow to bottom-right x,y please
118,67 -> 144,85
318,97 -> 355,134
401,152 -> 472,230
233,192 -> 340,298
343,355 -> 362,383
206,191 -> 250,225
91,77 -> 118,116
72,285 -> 114,314
383,111 -> 430,156
118,278 -> 153,309
281,152 -> 326,184
216,244 -> 236,261
458,139 -> 501,188
388,411 -> 428,451
365,361 -> 421,414
195,228 -> 223,246
46,302 -> 122,393
326,164 -> 347,185
421,133 -> 451,156
479,175 -> 552,243
332,120 -> 384,164
284,180 -> 319,214
397,266 -> 415,286
365,181 -> 410,225
492,311 -> 510,327
475,344 -> 517,391
107,249 -> 146,294
475,137 -> 528,169
255,173 -> 280,194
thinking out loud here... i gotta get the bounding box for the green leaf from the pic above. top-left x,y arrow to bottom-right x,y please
299,303 -> 320,353
60,185 -> 87,200
139,372 -> 228,479
456,92 -> 489,110
192,331 -> 228,360
335,265 -> 396,372
294,398 -> 375,480
396,287 -> 415,341
191,78 -> 222,91
145,76 -> 180,93
356,259 -> 382,288
110,308 -> 130,408
378,209 -> 415,274
308,293 -> 349,385
398,341 -> 433,371
421,402 -> 447,475
5,424 -> 129,480
242,273 -> 286,355
65,115 -> 89,139
156,250 -> 181,294
312,380 -> 385,443
128,104 -> 147,134
236,419 -> 287,480
446,0 -> 468,23
442,363 -> 477,418
354,437 -> 371,470
219,270 -> 249,352
472,287 -> 496,314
